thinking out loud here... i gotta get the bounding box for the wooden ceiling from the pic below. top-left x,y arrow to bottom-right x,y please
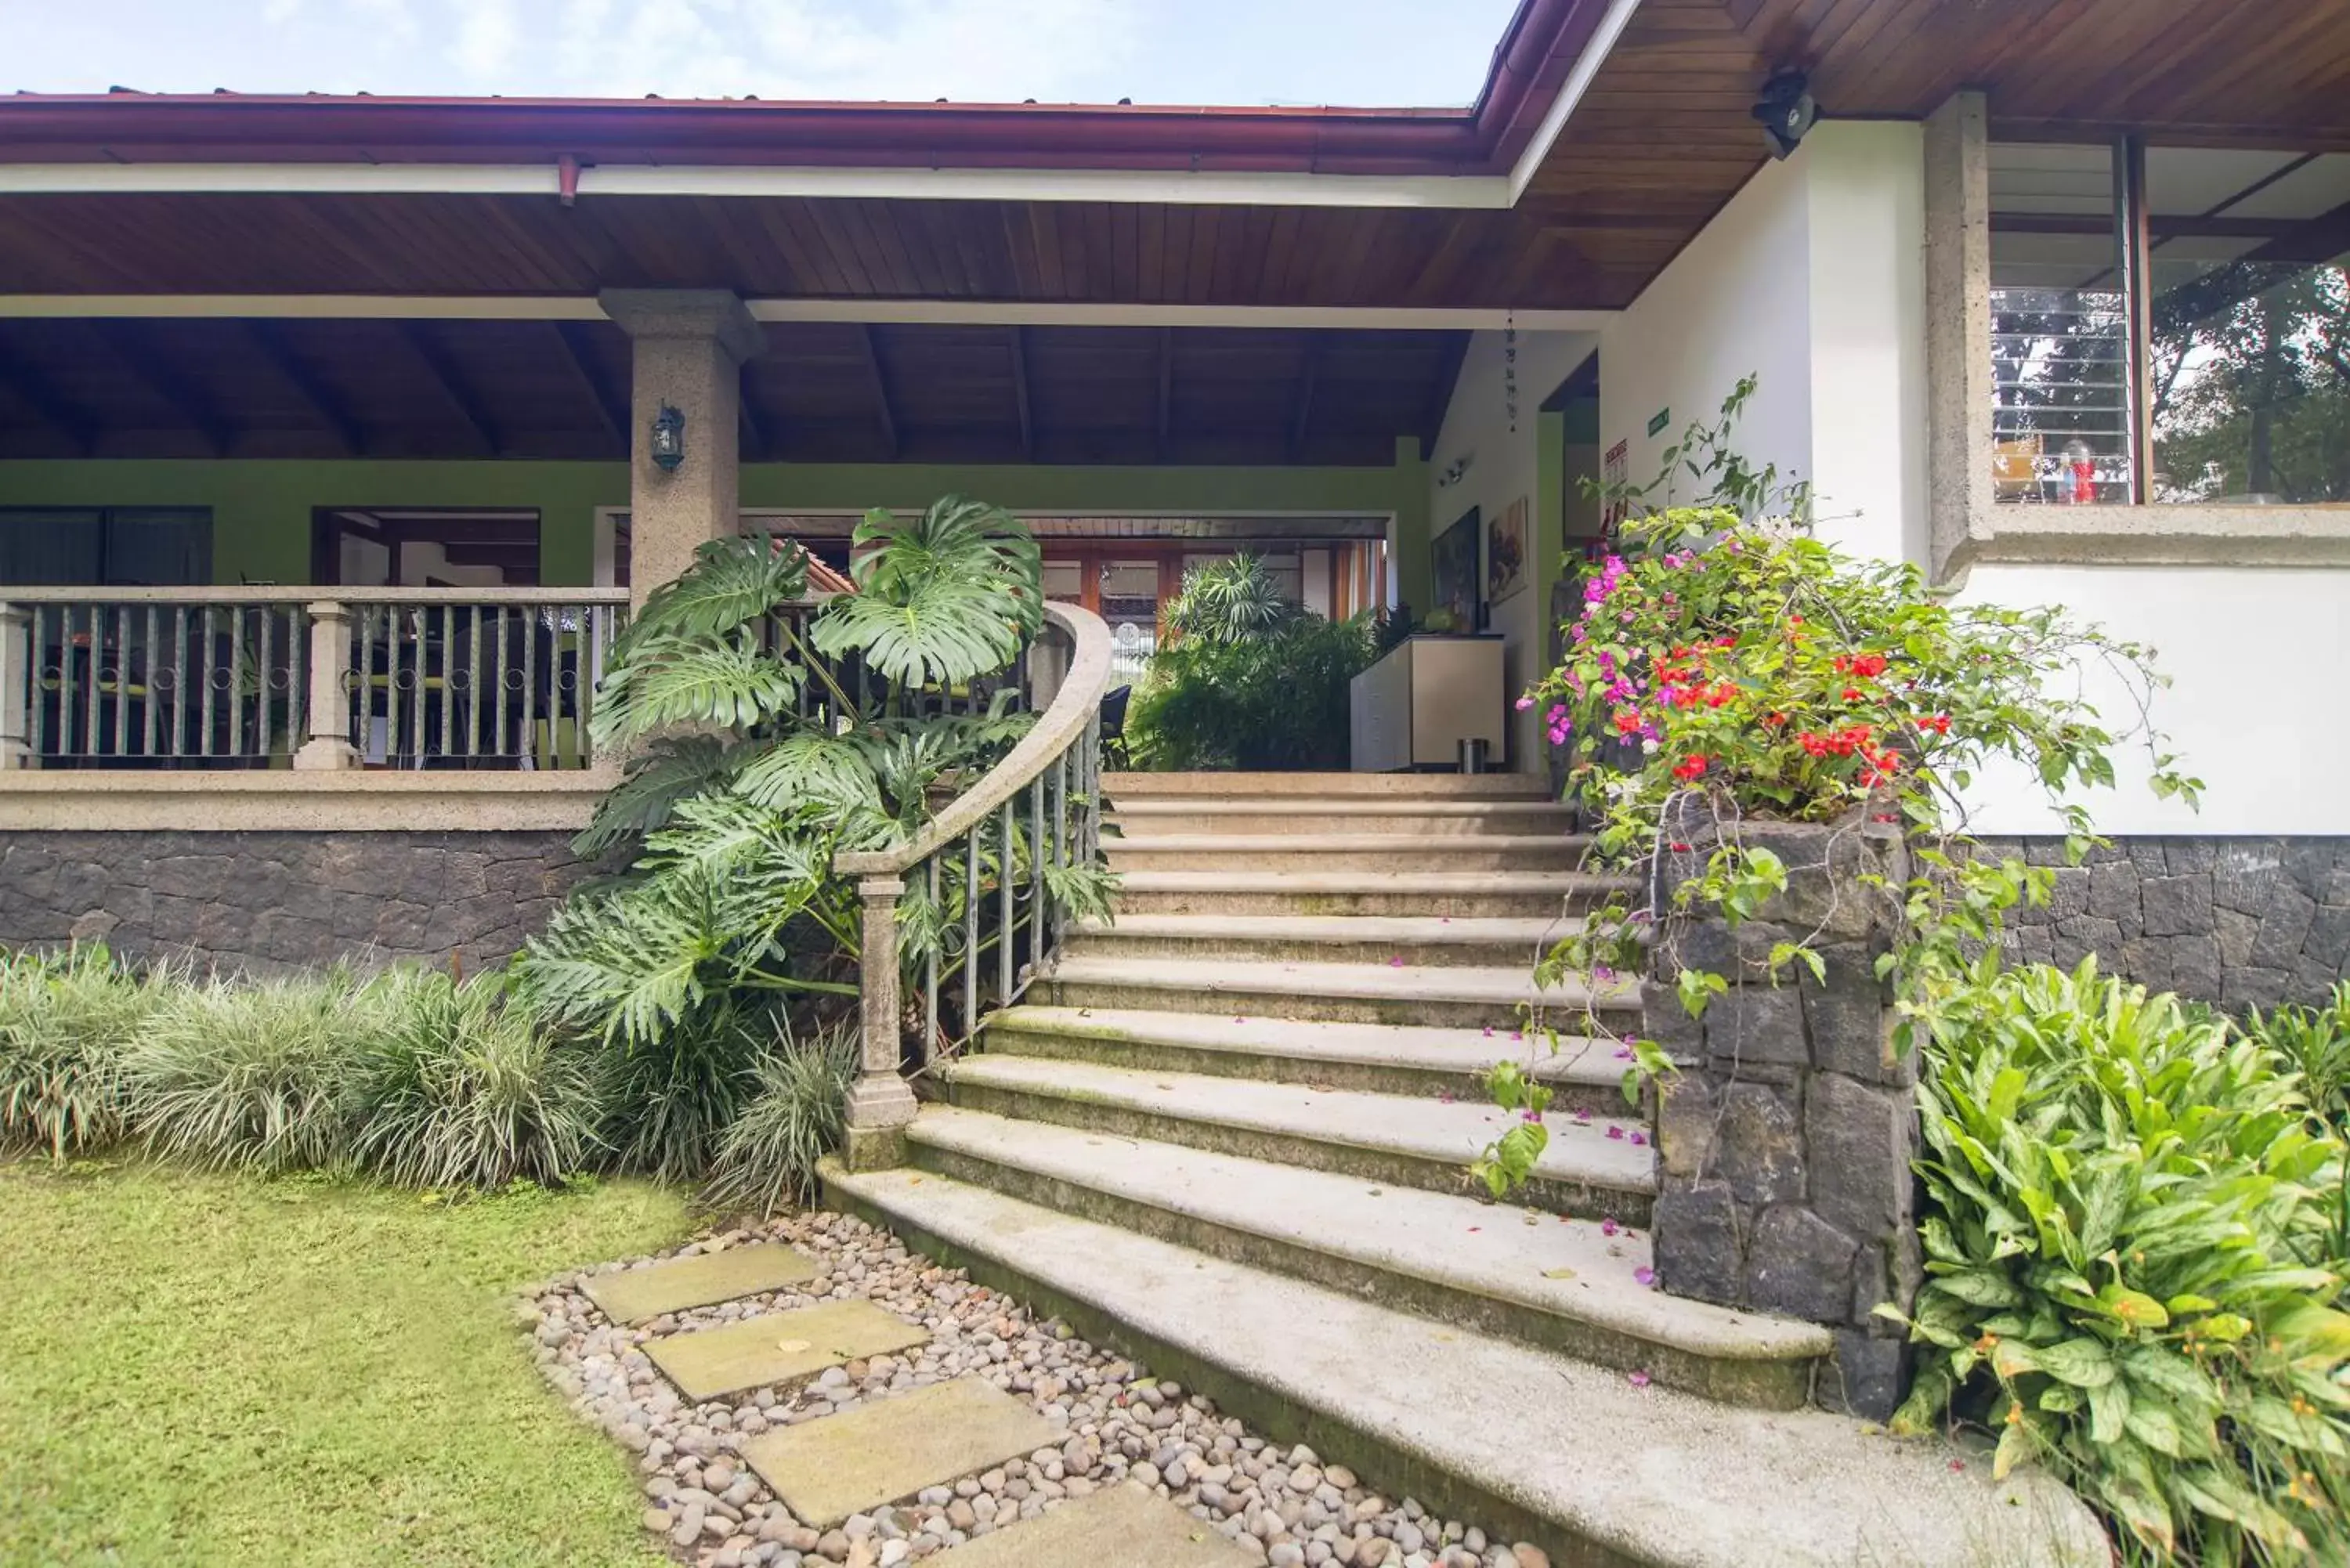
0,317 -> 1468,466
0,0 -> 2341,312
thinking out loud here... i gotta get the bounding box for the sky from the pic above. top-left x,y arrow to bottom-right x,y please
1,0 -> 1527,107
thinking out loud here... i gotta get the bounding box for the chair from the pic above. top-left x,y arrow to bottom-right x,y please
1992,435 -> 2044,501
1100,685 -> 1132,769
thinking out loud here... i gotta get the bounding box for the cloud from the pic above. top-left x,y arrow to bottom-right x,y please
552,0 -> 1143,103
451,0 -> 523,78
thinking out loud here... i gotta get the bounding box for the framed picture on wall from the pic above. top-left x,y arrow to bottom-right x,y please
1487,497 -> 1529,605
1430,507 -> 1481,632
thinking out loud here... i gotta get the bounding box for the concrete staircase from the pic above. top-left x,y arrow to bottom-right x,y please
826,772 -> 2107,1568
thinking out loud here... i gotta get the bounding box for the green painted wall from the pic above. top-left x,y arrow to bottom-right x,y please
0,446 -> 1428,589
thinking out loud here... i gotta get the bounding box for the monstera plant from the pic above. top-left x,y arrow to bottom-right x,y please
513,498 -> 1110,1177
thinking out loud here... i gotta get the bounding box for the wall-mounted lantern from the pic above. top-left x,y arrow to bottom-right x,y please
650,403 -> 687,472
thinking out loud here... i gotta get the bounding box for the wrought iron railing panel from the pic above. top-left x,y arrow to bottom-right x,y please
833,602 -> 1114,1165
0,587 -> 628,773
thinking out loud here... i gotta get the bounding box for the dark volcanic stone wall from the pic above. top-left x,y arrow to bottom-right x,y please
0,830 -> 597,974
1976,836 -> 2350,1010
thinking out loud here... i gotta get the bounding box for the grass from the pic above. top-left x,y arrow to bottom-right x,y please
0,1161 -> 693,1568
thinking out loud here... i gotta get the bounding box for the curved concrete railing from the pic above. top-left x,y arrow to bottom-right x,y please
837,600 -> 1115,1169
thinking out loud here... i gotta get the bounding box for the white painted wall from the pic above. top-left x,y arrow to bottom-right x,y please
1425,328 -> 1598,768
1598,122 -> 1927,564
1955,562 -> 2350,837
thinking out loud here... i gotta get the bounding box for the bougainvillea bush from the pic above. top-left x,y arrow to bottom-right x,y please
1513,497 -> 2198,1079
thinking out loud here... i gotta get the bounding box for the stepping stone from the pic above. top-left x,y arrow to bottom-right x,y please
581,1242 -> 819,1325
739,1376 -> 1058,1527
942,1483 -> 1258,1567
645,1299 -> 927,1404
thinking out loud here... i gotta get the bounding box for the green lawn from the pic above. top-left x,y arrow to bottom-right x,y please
0,1162 -> 694,1568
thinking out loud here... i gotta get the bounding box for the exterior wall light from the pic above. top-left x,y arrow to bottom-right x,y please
650,403 -> 687,471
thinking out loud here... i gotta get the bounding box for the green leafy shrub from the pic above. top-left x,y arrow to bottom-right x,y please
0,945 -> 180,1160
702,1019 -> 860,1216
344,970 -> 603,1190
1893,958 -> 2350,1565
121,968 -> 392,1174
1127,557 -> 1375,771
2244,985 -> 2350,1134
1162,552 -> 1300,645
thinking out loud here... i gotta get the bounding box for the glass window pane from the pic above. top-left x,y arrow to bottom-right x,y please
2146,149 -> 2350,504
103,508 -> 212,585
1990,143 -> 2134,504
0,509 -> 103,583
1041,559 -> 1083,602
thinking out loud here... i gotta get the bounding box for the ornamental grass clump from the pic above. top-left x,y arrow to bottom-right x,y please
120,967 -> 392,1174
701,1017 -> 860,1216
344,970 -> 603,1191
0,944 -> 180,1160
1894,958 -> 2350,1566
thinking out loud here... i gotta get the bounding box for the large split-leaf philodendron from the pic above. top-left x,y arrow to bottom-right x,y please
513,498 -> 1112,1178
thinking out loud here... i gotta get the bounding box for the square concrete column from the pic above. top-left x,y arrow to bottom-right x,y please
601,290 -> 765,606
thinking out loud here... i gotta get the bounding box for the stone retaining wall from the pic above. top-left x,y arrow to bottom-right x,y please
1643,814 -> 1922,1422
1977,836 -> 2350,1010
0,829 -> 596,974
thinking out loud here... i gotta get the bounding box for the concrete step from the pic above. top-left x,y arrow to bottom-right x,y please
939,1054 -> 1654,1222
1103,771 -> 1553,800
1111,869 -> 1635,919
985,1004 -> 1630,1109
1104,833 -> 1590,874
1108,798 -> 1578,837
1036,955 -> 1641,1031
822,1163 -> 2109,1568
1065,912 -> 1574,969
906,1105 -> 1828,1410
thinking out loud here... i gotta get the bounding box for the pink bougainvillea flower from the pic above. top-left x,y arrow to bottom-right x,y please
1630,1131 -> 1649,1147
1614,1046 -> 1632,1060
1510,1031 -> 1524,1042
1634,1266 -> 1656,1288
1627,1371 -> 1652,1388
1515,695 -> 1535,710
1520,1108 -> 1544,1124
1387,956 -> 1406,968
1574,1108 -> 1592,1123
1601,1218 -> 1620,1237
1438,1089 -> 1458,1104
1482,1025 -> 1495,1038
1606,1125 -> 1626,1141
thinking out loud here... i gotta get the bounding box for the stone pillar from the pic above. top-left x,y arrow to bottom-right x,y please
1925,90 -> 1994,582
842,875 -> 920,1170
0,604 -> 30,770
291,600 -> 360,771
599,290 -> 765,607
1646,811 -> 1924,1421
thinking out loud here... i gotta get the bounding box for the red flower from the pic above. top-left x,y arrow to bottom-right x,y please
1916,714 -> 1952,735
1612,710 -> 1642,735
1798,731 -> 1831,757
1851,654 -> 1888,680
1672,753 -> 1709,782
1704,685 -> 1736,710
1842,686 -> 1864,703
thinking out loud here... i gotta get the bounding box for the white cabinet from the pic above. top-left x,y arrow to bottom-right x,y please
1349,635 -> 1507,771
